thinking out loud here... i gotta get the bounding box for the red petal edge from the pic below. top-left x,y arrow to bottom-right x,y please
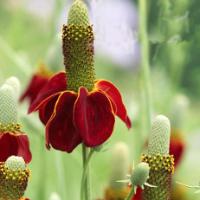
20,74 -> 49,104
46,92 -> 82,153
0,133 -> 32,163
29,72 -> 67,113
95,80 -> 131,129
39,94 -> 60,125
74,87 -> 115,147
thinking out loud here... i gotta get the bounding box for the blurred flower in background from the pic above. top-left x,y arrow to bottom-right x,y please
90,0 -> 140,69
20,63 -> 52,106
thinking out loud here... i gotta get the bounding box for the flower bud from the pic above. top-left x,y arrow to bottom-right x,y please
131,162 -> 150,187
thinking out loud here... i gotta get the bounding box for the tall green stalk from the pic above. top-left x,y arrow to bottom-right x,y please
139,0 -> 152,133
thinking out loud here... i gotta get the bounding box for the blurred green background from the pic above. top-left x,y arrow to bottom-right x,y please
0,0 -> 200,199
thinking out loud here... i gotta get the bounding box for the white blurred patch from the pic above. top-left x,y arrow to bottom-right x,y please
24,0 -> 55,20
90,0 -> 140,69
49,192 -> 61,200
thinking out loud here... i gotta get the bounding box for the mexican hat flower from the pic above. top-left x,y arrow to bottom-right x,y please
29,0 -> 131,153
20,63 -> 52,105
0,156 -> 30,200
0,79 -> 32,163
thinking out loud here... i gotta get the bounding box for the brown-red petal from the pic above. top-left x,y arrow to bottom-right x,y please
20,74 -> 49,104
95,80 -> 131,129
46,92 -> 82,153
0,133 -> 32,163
74,87 -> 115,147
29,72 -> 67,113
39,94 -> 60,125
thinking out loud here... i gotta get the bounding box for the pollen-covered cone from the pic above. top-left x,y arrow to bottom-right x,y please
142,115 -> 174,200
0,156 -> 30,200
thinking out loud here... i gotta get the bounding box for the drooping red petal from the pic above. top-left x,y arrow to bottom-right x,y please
132,188 -> 142,200
46,92 -> 82,153
74,87 -> 115,147
95,80 -> 131,129
20,74 -> 49,104
39,94 -> 60,125
170,130 -> 185,167
29,72 -> 67,113
0,133 -> 32,163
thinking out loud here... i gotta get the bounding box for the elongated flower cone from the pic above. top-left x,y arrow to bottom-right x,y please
63,0 -> 95,92
0,156 -> 30,200
142,115 -> 174,200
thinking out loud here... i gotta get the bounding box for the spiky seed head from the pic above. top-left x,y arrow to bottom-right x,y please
4,77 -> 21,99
148,115 -> 171,155
68,0 -> 89,26
0,84 -> 18,125
131,162 -> 150,187
110,142 -> 130,188
5,156 -> 26,171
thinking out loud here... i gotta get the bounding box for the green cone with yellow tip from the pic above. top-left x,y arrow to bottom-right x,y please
142,115 -> 174,200
62,0 -> 95,92
0,156 -> 30,200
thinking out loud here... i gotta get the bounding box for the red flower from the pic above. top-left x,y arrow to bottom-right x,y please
29,72 -> 131,152
0,132 -> 32,163
170,129 -> 185,167
20,64 -> 52,105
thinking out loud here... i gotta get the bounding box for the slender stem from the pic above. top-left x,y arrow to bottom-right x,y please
125,187 -> 135,200
81,145 -> 94,200
139,0 -> 152,133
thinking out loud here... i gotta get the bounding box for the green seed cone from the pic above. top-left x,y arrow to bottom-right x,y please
142,115 -> 174,200
62,0 -> 95,92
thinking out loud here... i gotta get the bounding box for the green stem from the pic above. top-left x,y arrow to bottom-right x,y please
139,0 -> 152,133
81,145 -> 94,200
125,187 -> 135,200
